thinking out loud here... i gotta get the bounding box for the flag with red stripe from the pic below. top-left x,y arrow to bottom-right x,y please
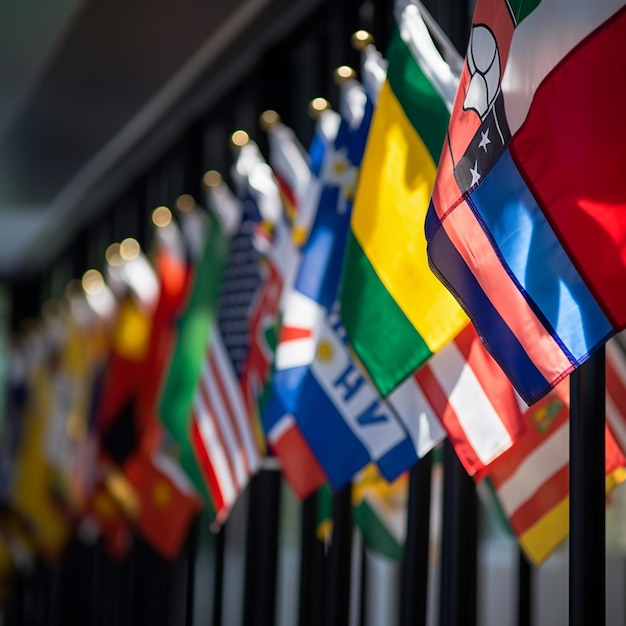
487,339 -> 626,565
190,324 -> 260,523
415,323 -> 526,478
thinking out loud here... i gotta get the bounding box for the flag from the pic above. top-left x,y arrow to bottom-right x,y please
259,116 -> 328,499
10,345 -> 71,560
426,0 -> 626,405
135,215 -> 193,456
273,74 -> 446,489
487,339 -> 626,565
159,191 -> 261,524
415,323 -> 526,478
263,113 -> 311,224
123,451 -> 201,560
353,465 -> 408,561
340,0 -> 467,397
235,139 -> 296,450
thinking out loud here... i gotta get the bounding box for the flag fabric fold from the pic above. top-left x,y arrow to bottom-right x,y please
426,0 -> 626,405
340,0 -> 467,398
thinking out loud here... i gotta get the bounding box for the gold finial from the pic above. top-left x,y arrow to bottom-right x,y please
203,170 -> 222,189
175,194 -> 195,213
351,30 -> 374,51
152,206 -> 172,228
231,129 -> 249,148
259,110 -> 281,132
334,66 -> 357,85
82,269 -> 105,295
308,97 -> 331,119
119,238 -> 140,261
105,242 -> 123,267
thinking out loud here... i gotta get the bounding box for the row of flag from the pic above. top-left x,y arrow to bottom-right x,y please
1,0 -> 625,579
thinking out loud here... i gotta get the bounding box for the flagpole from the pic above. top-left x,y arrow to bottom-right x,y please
439,440 -> 477,626
212,525 -> 225,626
569,345 -> 605,626
326,483 -> 353,626
399,452 -> 433,626
298,493 -> 325,626
517,550 -> 531,626
242,463 -> 282,626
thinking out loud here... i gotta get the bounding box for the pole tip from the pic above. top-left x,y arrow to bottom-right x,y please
259,109 -> 281,131
308,97 -> 331,119
351,30 -> 374,51
333,65 -> 357,85
231,129 -> 249,148
202,169 -> 222,189
175,194 -> 196,213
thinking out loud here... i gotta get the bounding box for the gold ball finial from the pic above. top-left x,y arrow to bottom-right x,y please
82,269 -> 105,295
351,30 -> 374,51
231,129 -> 249,148
152,206 -> 172,228
105,242 -> 123,267
308,97 -> 331,119
120,238 -> 140,261
259,110 -> 281,132
176,194 -> 196,213
333,66 -> 357,85
202,170 -> 222,189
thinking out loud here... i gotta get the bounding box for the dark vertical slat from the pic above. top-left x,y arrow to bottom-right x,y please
184,516 -> 199,626
400,453 -> 433,626
325,483 -> 353,626
212,525 -> 225,626
517,550 -> 532,626
242,468 -> 282,626
439,440 -> 477,626
569,346 -> 605,626
298,494 -> 325,626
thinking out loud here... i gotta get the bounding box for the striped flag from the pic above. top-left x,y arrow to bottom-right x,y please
190,323 -> 260,523
426,0 -> 626,405
340,0 -> 467,397
487,337 -> 626,565
415,323 -> 526,478
159,187 -> 261,524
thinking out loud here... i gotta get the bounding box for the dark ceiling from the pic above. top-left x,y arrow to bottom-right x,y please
0,0 -> 323,279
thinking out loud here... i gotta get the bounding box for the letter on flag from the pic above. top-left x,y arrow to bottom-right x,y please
426,0 -> 626,405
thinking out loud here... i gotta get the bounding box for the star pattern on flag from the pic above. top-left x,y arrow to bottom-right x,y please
470,161 -> 481,186
478,129 -> 491,152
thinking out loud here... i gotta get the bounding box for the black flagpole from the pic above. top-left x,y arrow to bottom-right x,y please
439,440 -> 477,626
242,465 -> 281,626
326,483 -> 353,626
569,345 -> 605,625
399,452 -> 433,626
517,549 -> 532,626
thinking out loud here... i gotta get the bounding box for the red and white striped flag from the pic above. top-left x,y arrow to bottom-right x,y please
486,338 -> 626,565
414,323 -> 527,477
190,323 -> 261,525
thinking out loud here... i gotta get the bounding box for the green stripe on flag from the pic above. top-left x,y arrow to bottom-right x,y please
386,27 -> 450,161
340,232 -> 432,397
354,498 -> 404,561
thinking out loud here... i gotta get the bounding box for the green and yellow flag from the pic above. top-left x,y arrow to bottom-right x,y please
340,0 -> 467,396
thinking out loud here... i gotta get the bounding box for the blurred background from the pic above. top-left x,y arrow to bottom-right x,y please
0,1 -> 625,625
